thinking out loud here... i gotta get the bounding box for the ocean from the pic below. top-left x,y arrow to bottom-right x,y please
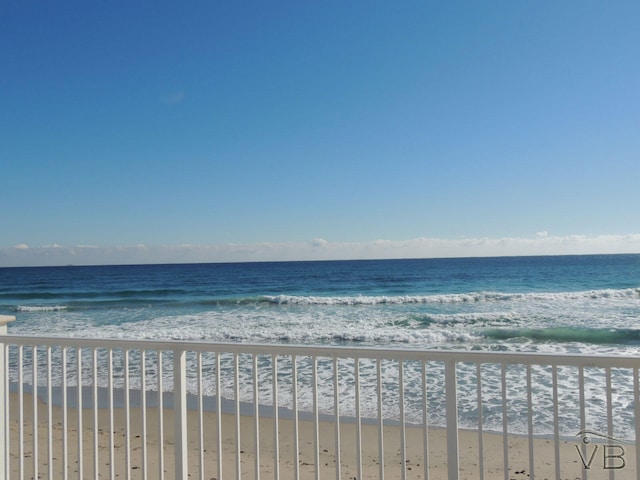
3,254 -> 640,437
3,254 -> 640,356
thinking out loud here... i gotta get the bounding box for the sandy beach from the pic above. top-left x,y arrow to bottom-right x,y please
8,390 -> 636,480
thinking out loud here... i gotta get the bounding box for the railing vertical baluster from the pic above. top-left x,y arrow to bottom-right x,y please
18,345 -> 24,480
47,346 -> 53,480
0,351 -> 4,479
234,353 -> 241,480
312,355 -> 320,480
552,365 -> 560,480
501,363 -> 508,480
526,365 -> 534,480
422,360 -> 429,480
93,348 -> 99,480
476,363 -> 484,480
197,352 -> 204,480
634,367 -> 640,480
32,346 -> 38,480
378,358 -> 385,480
399,359 -> 406,480
2,344 -> 8,478
173,348 -> 188,480
333,356 -> 341,480
606,366 -> 614,436
355,357 -> 362,480
253,354 -> 261,480
578,366 -> 586,480
62,346 -> 68,480
141,350 -> 148,480
124,349 -> 131,480
158,350 -> 165,480
108,349 -> 114,480
606,367 -> 614,480
292,355 -> 300,480
77,347 -> 83,480
444,359 -> 459,480
0,316 -> 14,480
5,344 -> 12,480
215,352 -> 222,480
1,347 -> 6,480
272,354 -> 280,480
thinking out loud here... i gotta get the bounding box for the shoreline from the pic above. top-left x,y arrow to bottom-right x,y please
10,391 -> 636,479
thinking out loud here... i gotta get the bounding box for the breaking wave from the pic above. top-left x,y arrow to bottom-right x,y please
15,305 -> 68,312
262,287 -> 640,306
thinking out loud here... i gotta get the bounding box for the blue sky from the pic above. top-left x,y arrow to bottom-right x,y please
1,1 -> 639,266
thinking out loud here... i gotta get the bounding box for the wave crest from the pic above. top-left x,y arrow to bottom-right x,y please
262,287 -> 640,306
16,305 -> 68,312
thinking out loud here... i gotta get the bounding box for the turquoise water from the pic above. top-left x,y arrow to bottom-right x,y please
2,254 -> 640,355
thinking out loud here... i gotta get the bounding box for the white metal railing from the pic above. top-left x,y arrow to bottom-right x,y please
1,314 -> 640,480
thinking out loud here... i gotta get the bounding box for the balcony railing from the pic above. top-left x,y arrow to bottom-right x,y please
1,314 -> 639,480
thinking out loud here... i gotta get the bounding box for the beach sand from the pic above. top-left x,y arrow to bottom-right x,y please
9,391 -> 636,479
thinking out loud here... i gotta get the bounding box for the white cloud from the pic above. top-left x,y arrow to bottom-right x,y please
1,234 -> 640,267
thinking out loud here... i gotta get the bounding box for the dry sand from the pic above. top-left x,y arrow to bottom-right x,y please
8,391 -> 636,479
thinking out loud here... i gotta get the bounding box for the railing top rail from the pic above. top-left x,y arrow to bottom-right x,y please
4,333 -> 640,368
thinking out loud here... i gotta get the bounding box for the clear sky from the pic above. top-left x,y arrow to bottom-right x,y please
2,1 -> 639,266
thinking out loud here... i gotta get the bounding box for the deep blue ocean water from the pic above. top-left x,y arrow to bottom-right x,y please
3,254 -> 640,437
2,254 -> 640,355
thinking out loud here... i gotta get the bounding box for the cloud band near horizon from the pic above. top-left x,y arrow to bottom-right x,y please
2,234 -> 640,267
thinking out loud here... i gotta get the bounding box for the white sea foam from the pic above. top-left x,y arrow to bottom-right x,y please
16,305 -> 68,312
264,287 -> 640,306
10,308 -> 640,438
54,312 -> 477,346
